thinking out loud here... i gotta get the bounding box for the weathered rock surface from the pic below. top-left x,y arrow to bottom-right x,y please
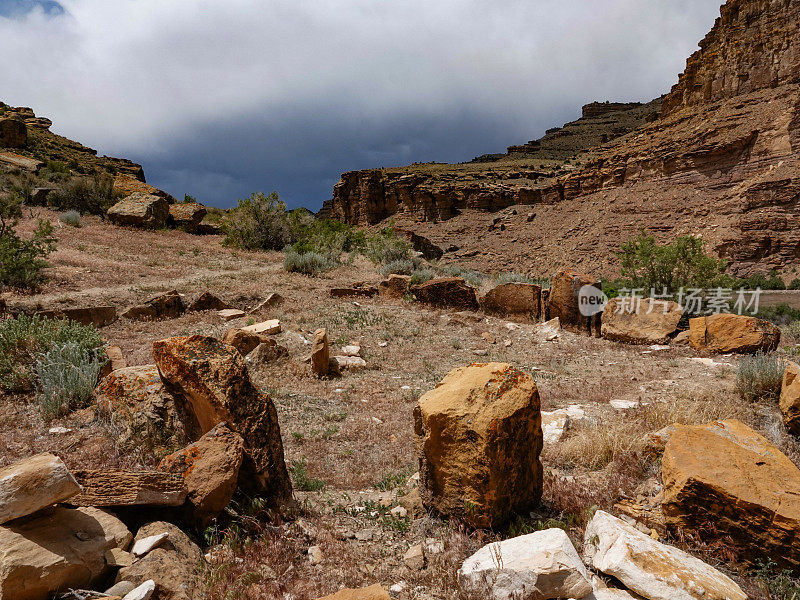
36,305 -> 117,328
152,335 -> 292,503
781,361 -> 800,435
458,528 -> 593,600
70,470 -> 187,507
159,423 -> 244,525
168,202 -> 207,233
0,118 -> 27,148
662,419 -> 800,570
413,362 -> 542,528
549,270 -> 601,335
0,454 -> 81,525
689,313 -> 780,354
241,319 -> 281,335
316,585 -> 391,600
411,277 -> 479,311
481,283 -> 542,320
108,193 -> 170,229
122,290 -> 185,321
584,510 -> 746,600
247,339 -> 288,364
311,328 -> 330,377
117,522 -> 203,600
601,298 -> 683,345
0,507 -> 132,600
378,274 -> 411,299
187,292 -> 232,312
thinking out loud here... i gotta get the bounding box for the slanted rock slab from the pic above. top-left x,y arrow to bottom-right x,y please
780,361 -> 800,435
0,453 -> 81,525
70,470 -> 187,507
689,313 -> 780,354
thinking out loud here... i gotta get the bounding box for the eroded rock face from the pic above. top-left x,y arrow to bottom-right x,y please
168,202 -> 207,233
159,423 -> 244,526
601,298 -> 683,345
152,335 -> 292,504
481,283 -> 542,320
0,507 -> 132,600
411,277 -> 479,311
121,290 -> 185,321
583,510 -> 746,600
549,270 -> 601,335
781,361 -> 800,435
70,470 -> 187,507
108,193 -> 170,229
662,420 -> 800,571
458,528 -> 593,600
0,454 -> 81,525
688,313 -> 780,354
0,118 -> 27,148
378,274 -> 411,299
413,362 -> 542,528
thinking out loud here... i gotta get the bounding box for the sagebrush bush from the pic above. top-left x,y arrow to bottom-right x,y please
283,249 -> 338,276
222,192 -> 291,251
59,210 -> 81,227
365,230 -> 412,265
410,269 -> 435,285
736,352 -> 785,403
381,259 -> 415,276
0,314 -> 106,392
36,342 -> 102,420
0,193 -> 56,291
47,174 -> 119,216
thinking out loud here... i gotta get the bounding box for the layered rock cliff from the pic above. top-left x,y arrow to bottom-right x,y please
325,0 -> 800,277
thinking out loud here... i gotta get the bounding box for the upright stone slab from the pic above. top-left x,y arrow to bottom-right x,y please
781,361 -> 800,435
548,269 -> 602,336
108,193 -> 170,229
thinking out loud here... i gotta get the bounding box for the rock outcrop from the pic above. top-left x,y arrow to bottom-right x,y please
688,313 -> 780,353
481,283 -> 542,320
169,202 -> 207,233
601,298 -> 682,345
410,277 -> 479,311
70,470 -> 187,507
0,118 -> 27,148
413,362 -> 542,528
548,270 -> 601,335
662,420 -> 800,571
108,193 -> 170,229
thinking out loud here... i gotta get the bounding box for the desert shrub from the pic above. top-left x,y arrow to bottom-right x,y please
35,342 -> 102,420
753,559 -> 800,600
289,457 -> 325,491
283,249 -> 338,276
222,192 -> 291,251
756,304 -> 800,326
438,264 -> 485,287
790,278 -> 800,291
0,314 -> 106,392
617,231 -> 727,292
0,193 -> 56,291
410,268 -> 435,285
364,228 -> 412,264
47,174 -> 119,216
381,258 -> 416,276
288,212 -> 367,255
59,210 -> 81,227
736,352 -> 785,404
44,160 -> 70,174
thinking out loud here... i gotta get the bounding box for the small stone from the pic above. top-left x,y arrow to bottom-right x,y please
242,319 -> 281,335
217,309 -> 245,321
473,349 -> 488,356
341,345 -> 361,357
121,580 -> 156,600
308,545 -> 324,565
131,532 -> 169,557
105,581 -> 137,596
403,544 -> 425,570
390,506 -> 407,518
610,399 -> 640,410
48,426 -> 72,435
105,547 -> 133,567
389,582 -> 407,594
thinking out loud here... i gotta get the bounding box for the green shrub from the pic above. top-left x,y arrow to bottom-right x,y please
754,559 -> 800,600
755,304 -> 800,326
35,342 -> 102,420
222,192 -> 291,251
283,249 -> 338,275
410,269 -> 435,285
47,174 -> 119,216
0,314 -> 106,392
381,259 -> 416,276
364,229 -> 412,264
0,193 -> 56,291
45,160 -> 70,174
735,352 -> 784,404
59,210 -> 81,227
289,457 -> 325,491
790,278 -> 800,291
617,231 -> 727,292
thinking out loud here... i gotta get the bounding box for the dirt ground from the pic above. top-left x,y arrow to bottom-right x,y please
3,209 -> 798,599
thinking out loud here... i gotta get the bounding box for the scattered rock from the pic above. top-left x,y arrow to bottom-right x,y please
541,411 -> 569,444
121,580 -> 156,600
662,419 -> 800,570
250,293 -> 283,312
217,308 -> 245,321
153,335 -> 292,503
36,305 -> 118,328
0,453 -> 81,525
601,298 -> 683,345
610,399 -> 640,410
187,292 -> 232,312
548,269 -> 602,336
105,547 -> 133,567
0,507 -> 132,600
378,274 -> 412,299
247,340 -> 289,364
108,193 -> 170,229
341,345 -> 361,357
330,285 -> 378,298
241,319 -> 281,335
169,202 -> 207,233
121,291 -> 185,321
308,545 -> 324,565
536,317 -> 561,342
159,423 -> 245,526
105,581 -> 137,597
414,362 -> 542,528
583,510 -> 746,600
459,528 -> 593,600
311,328 -> 330,377
481,283 -> 542,320
70,470 -> 187,507
673,330 -> 691,346
689,313 -> 780,354
780,361 -> 800,435
316,585 -> 390,600
411,277 -> 479,311
131,532 -> 169,557
222,328 -> 263,355
330,355 -> 367,374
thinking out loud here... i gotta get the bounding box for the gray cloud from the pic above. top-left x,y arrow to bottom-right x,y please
0,0 -> 723,209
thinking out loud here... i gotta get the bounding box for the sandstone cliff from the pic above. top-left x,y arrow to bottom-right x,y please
325,0 -> 800,277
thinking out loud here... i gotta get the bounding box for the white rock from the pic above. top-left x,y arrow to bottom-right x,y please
390,581 -> 407,593
649,345 -> 671,351
131,532 -> 169,557
536,318 -> 561,342
424,538 -> 444,554
583,511 -> 747,600
390,506 -> 407,518
331,355 -> 367,371
241,319 -> 281,335
610,399 -> 640,410
341,345 -> 361,357
217,309 -> 245,321
122,579 -> 156,600
588,589 -> 640,600
48,426 -> 72,435
0,453 -> 82,525
308,545 -> 324,565
458,528 -> 593,600
541,411 -> 570,444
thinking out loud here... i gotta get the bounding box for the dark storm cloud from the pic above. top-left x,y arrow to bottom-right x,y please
0,0 -> 723,209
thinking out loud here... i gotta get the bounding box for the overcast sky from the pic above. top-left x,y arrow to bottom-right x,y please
0,0 -> 723,210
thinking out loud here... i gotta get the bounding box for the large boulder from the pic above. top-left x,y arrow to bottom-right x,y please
662,420 -> 800,571
117,521 -> 203,600
0,507 -> 132,600
781,361 -> 800,435
413,362 -> 542,528
688,313 -> 780,354
411,277 -> 479,311
481,283 -> 542,321
548,270 -> 602,336
0,454 -> 81,525
121,290 -> 185,321
108,193 -> 170,229
159,423 -> 244,526
168,202 -> 207,233
95,365 -> 196,453
0,118 -> 27,148
583,510 -> 746,600
152,335 -> 292,504
601,298 -> 683,345
458,528 -> 593,600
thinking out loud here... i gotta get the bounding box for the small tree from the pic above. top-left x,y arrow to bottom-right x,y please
617,231 -> 726,292
0,194 -> 56,291
222,192 -> 291,251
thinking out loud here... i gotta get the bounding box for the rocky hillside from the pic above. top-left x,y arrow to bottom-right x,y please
324,0 -> 800,278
